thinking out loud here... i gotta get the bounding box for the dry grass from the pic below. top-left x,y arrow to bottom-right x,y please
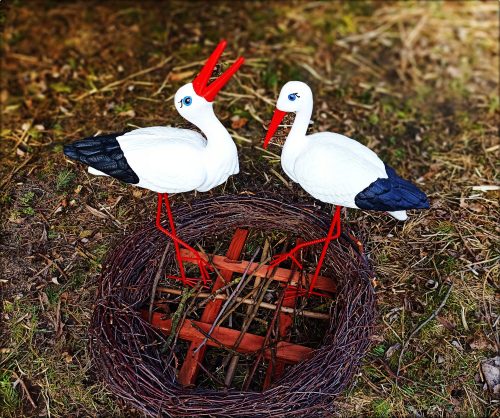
0,1 -> 498,416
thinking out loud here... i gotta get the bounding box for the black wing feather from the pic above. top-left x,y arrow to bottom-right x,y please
355,164 -> 429,211
63,133 -> 139,184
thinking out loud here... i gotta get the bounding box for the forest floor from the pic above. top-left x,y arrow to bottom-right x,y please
1,1 -> 498,417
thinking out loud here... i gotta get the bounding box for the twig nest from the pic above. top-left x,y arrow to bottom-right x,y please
89,195 -> 376,417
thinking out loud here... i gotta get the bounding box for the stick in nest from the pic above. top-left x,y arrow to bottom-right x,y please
193,247 -> 261,353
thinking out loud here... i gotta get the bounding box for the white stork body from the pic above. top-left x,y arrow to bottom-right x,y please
264,81 -> 429,221
65,41 -> 243,197
88,123 -> 238,194
281,131 -> 406,219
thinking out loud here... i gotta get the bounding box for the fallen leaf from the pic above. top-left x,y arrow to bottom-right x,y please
469,336 -> 495,351
118,109 -> 136,117
231,116 -> 248,129
85,204 -> 108,219
481,357 -> 500,394
62,351 -> 73,363
385,343 -> 401,359
170,70 -> 196,81
437,315 -> 456,330
79,230 -> 93,238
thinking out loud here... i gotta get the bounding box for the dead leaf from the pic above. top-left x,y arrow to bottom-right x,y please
437,315 -> 456,330
385,343 -> 401,359
170,70 -> 196,81
470,336 -> 496,351
369,334 -> 384,343
231,116 -> 248,129
62,351 -> 73,363
481,357 -> 500,394
118,109 -> 136,117
41,292 -> 49,305
85,204 -> 108,219
79,230 -> 93,238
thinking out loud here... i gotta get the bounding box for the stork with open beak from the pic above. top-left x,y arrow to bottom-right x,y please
64,40 -> 244,287
264,81 -> 429,294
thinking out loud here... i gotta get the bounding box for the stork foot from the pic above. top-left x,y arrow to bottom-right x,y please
268,250 -> 303,271
166,275 -> 212,288
166,253 -> 213,288
178,249 -> 214,287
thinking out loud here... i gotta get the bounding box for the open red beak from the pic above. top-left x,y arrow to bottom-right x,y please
192,40 -> 244,102
263,109 -> 287,149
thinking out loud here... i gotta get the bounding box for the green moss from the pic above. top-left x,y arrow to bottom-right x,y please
263,63 -> 279,90
393,148 -> 406,162
371,344 -> 386,357
92,244 -> 109,264
50,82 -> 72,94
488,94 -> 499,114
438,256 -> 458,275
19,191 -> 35,216
3,300 -> 14,313
372,399 -> 392,418
19,191 -> 34,206
45,285 -> 61,305
21,206 -> 35,216
0,371 -> 19,413
56,169 -> 76,191
369,113 -> 380,125
436,221 -> 455,234
113,103 -> 133,114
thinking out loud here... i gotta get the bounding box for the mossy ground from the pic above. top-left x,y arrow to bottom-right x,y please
1,1 -> 498,416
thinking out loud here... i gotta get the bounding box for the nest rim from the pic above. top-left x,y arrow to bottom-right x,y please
89,194 -> 376,417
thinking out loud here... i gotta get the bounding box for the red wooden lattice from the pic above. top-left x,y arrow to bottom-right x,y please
144,228 -> 336,389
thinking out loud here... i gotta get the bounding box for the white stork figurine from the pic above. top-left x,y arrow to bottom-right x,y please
263,81 -> 429,294
64,40 -> 244,287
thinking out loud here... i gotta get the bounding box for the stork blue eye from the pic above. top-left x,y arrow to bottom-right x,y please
182,96 -> 192,106
288,93 -> 297,101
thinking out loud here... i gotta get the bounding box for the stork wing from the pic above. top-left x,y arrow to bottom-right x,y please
116,126 -> 208,193
354,164 -> 430,211
64,132 -> 140,184
293,133 -> 386,207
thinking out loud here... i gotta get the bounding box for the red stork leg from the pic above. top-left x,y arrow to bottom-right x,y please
268,206 -> 342,296
155,193 -> 212,287
307,205 -> 342,296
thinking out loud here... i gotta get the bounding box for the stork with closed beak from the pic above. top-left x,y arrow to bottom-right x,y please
264,81 -> 429,295
64,40 -> 244,287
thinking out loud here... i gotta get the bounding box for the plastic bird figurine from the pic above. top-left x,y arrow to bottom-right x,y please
64,40 -> 244,287
264,81 -> 429,293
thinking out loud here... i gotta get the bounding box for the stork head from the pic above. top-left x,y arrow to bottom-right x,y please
174,40 -> 244,125
263,81 -> 312,149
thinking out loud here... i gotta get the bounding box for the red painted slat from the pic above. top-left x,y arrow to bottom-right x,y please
263,239 -> 305,389
148,313 -> 313,364
177,228 -> 249,386
179,249 -> 336,293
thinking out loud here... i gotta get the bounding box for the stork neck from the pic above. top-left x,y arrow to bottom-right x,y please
290,101 -> 312,138
284,101 -> 313,151
192,106 -> 233,152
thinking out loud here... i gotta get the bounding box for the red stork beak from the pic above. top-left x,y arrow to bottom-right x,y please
263,109 -> 287,149
192,40 -> 244,102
